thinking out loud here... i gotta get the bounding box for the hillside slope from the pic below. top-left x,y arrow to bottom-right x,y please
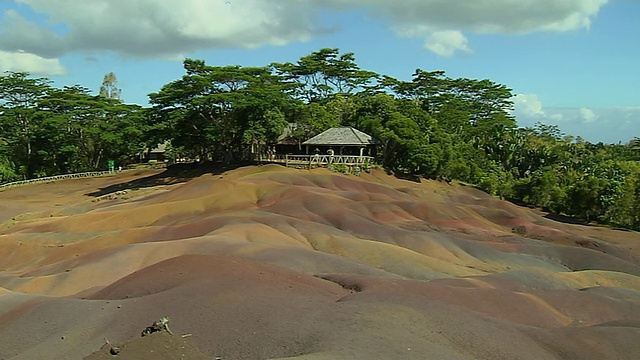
0,164 -> 639,359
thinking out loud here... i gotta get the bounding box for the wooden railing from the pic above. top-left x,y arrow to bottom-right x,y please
0,171 -> 115,191
284,154 -> 373,166
261,154 -> 374,173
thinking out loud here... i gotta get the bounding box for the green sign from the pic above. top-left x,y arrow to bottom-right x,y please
108,160 -> 115,168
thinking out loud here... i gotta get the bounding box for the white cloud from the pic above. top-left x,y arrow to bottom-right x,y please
512,93 -> 565,123
329,0 -> 610,55
1,0 -> 320,58
579,107 -> 597,123
423,30 -> 471,57
0,50 -> 66,75
0,0 -> 611,59
512,94 -> 547,118
352,0 -> 608,33
512,94 -> 638,144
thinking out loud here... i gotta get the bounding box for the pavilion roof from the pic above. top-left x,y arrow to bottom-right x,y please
302,126 -> 379,146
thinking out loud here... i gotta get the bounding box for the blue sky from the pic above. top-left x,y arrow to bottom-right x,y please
0,0 -> 638,144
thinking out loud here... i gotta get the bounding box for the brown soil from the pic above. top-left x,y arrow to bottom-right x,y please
0,164 -> 639,359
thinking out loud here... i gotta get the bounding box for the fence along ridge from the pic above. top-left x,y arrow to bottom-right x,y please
0,171 -> 114,191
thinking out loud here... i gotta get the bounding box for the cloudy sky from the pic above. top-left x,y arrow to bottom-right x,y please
0,0 -> 637,144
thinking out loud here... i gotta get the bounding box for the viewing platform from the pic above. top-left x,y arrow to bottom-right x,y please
262,154 -> 374,173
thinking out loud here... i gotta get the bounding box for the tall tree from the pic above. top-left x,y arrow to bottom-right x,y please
36,85 -> 144,173
148,59 -> 294,162
141,49 -> 640,231
272,48 -> 378,103
0,72 -> 52,177
99,72 -> 122,101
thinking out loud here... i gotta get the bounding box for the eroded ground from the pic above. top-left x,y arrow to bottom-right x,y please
0,164 -> 639,359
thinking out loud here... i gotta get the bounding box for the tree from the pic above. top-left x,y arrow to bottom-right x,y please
0,137 -> 18,182
394,69 -> 448,114
0,72 -> 52,177
141,48 -> 640,231
272,48 -> 378,103
351,93 -> 437,176
99,72 -> 122,101
37,85 -> 144,172
148,59 -> 295,162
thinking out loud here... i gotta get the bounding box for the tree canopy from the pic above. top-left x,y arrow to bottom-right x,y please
1,49 -> 639,231
0,72 -> 143,180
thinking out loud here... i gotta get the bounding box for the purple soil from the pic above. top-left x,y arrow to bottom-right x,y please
0,164 -> 639,360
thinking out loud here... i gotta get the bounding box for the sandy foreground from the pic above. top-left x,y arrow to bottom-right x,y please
0,164 -> 638,360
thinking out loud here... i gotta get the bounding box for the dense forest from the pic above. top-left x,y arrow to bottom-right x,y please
1,49 -> 639,230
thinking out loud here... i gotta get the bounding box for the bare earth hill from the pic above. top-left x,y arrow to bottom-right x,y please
0,164 -> 639,360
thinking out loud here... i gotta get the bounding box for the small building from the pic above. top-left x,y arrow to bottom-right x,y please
302,126 -> 379,157
275,123 -> 311,154
139,141 -> 169,163
264,126 -> 379,173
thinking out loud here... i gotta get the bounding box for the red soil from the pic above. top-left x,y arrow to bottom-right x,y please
0,164 -> 639,359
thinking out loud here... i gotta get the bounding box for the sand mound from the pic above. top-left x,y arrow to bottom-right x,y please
83,331 -> 210,360
1,164 -> 639,359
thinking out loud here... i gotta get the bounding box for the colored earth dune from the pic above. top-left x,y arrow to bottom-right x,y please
0,164 -> 639,359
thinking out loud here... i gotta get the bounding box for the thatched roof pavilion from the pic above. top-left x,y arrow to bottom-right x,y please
302,126 -> 379,156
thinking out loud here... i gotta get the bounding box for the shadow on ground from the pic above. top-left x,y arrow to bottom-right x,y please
85,161 -> 249,197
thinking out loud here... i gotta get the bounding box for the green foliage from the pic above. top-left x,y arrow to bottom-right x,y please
271,48 -> 379,103
0,72 -> 145,180
0,155 -> 18,182
513,167 -> 565,210
0,71 -> 52,176
243,108 -> 288,145
148,60 -> 298,161
2,51 -> 639,232
330,163 -> 348,174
